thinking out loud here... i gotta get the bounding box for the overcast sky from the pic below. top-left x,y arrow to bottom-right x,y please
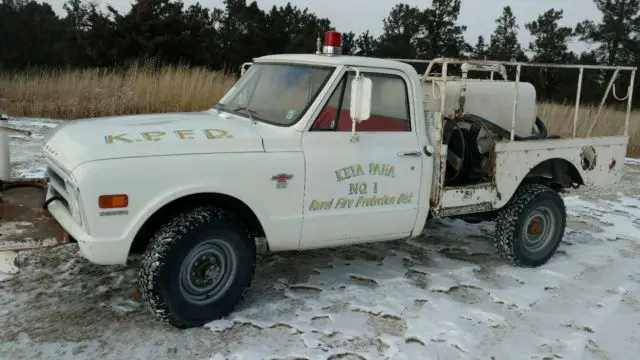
47,0 -> 602,53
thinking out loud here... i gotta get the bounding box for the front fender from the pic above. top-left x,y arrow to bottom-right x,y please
73,152 -> 305,252
125,183 -> 269,243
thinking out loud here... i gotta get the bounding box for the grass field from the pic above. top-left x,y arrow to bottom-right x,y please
0,63 -> 237,119
1,63 -> 638,156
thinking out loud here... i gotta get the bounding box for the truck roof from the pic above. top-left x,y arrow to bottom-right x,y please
254,53 -> 420,76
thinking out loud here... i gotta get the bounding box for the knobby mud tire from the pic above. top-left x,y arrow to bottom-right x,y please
138,206 -> 256,329
494,184 -> 567,267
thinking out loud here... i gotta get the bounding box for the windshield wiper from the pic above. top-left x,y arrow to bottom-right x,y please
232,105 -> 258,125
212,103 -> 228,115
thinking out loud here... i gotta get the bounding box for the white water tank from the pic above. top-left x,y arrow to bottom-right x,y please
422,79 -> 538,138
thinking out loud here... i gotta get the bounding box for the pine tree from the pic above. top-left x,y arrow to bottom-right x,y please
575,0 -> 640,65
472,35 -> 487,59
487,6 -> 526,61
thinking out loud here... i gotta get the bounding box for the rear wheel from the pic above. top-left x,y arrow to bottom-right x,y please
138,206 -> 256,328
493,184 -> 566,267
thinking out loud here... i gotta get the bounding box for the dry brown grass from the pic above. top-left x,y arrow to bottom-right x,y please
0,63 -> 638,157
539,102 -> 640,156
0,62 -> 237,119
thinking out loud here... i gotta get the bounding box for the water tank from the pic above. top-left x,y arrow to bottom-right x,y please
422,79 -> 538,138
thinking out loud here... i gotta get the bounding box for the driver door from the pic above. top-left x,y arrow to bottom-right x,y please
300,68 -> 424,247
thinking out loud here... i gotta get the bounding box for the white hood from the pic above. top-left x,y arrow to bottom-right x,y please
43,111 -> 266,170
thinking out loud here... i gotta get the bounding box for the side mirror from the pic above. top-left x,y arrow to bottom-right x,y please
349,73 -> 372,142
349,75 -> 372,122
240,62 -> 252,76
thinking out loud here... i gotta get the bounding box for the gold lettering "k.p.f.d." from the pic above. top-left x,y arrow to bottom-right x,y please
104,128 -> 234,144
203,129 -> 231,139
104,134 -> 133,144
174,129 -> 195,139
141,131 -> 166,141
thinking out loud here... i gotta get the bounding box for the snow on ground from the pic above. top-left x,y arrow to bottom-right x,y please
1,117 -> 639,360
4,117 -> 61,179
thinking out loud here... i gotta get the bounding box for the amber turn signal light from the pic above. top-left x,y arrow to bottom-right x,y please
98,194 -> 128,209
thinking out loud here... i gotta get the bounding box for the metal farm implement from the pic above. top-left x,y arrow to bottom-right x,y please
0,116 -> 68,274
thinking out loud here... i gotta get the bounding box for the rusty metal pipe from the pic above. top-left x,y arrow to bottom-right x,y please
0,126 -> 32,136
0,118 -> 39,200
573,68 -> 584,138
0,120 -> 10,182
390,57 -> 637,71
1,178 -> 48,189
624,69 -> 636,138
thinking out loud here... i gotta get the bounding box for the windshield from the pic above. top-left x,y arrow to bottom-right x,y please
215,63 -> 335,126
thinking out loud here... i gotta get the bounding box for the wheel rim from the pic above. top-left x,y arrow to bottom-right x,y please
521,206 -> 557,253
178,239 -> 238,305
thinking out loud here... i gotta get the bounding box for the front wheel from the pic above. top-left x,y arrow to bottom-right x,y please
493,184 -> 567,267
138,207 -> 256,329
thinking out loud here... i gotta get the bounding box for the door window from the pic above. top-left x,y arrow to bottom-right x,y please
311,72 -> 411,132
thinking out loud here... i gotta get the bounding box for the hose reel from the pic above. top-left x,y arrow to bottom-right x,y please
443,113 -> 551,186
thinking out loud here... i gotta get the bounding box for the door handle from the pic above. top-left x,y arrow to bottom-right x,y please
397,151 -> 421,157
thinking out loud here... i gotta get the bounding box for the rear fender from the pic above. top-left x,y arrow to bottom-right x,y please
493,136 -> 627,208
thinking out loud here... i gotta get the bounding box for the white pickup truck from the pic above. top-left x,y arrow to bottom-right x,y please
39,31 -> 635,328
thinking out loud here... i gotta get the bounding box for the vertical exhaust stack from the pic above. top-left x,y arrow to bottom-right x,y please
0,115 -> 33,189
0,113 -> 10,187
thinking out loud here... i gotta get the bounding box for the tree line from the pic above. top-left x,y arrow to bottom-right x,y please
1,0 -> 639,106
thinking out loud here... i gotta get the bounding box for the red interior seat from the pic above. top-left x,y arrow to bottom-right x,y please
312,106 -> 409,131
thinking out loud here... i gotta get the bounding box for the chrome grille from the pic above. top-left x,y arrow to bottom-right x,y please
45,164 -> 82,227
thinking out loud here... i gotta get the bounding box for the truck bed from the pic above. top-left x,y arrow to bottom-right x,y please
432,135 -> 628,217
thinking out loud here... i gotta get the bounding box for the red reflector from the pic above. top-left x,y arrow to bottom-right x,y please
271,174 -> 292,182
609,158 -> 617,170
99,194 -> 128,209
324,31 -> 342,48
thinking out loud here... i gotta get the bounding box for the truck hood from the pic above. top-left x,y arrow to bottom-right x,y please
42,111 -> 265,170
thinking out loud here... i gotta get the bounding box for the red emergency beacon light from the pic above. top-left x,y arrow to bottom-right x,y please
321,31 -> 342,56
